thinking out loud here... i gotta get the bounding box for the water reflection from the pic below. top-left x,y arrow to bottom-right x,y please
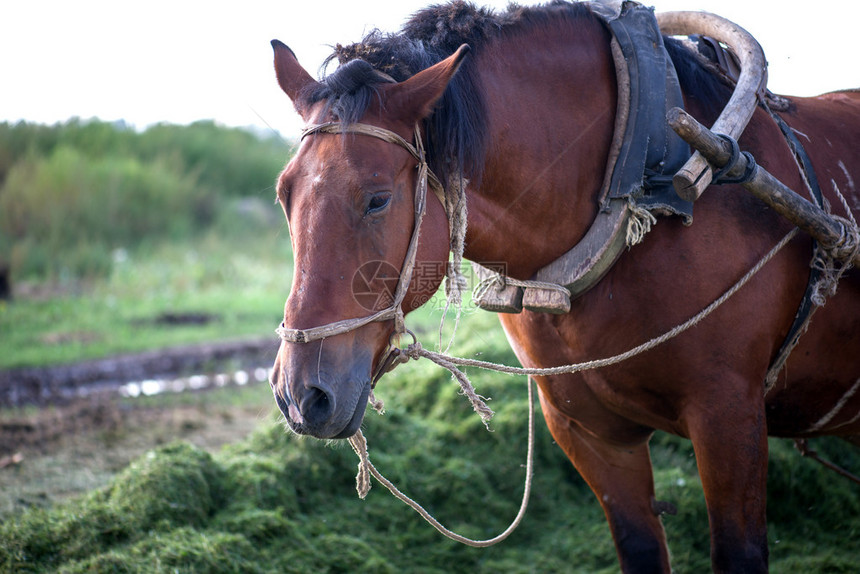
119,367 -> 272,398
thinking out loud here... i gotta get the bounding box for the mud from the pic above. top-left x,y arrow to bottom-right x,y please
0,337 -> 279,408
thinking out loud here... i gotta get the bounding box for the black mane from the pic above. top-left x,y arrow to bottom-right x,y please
663,36 -> 734,125
301,0 -> 595,187
300,0 -> 731,187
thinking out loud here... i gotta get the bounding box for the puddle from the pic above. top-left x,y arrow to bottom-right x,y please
0,338 -> 279,408
118,367 -> 272,399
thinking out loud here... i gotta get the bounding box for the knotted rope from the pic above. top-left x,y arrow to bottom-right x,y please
342,226 -> 797,546
472,197 -> 659,304
626,202 -> 658,246
765,183 -> 858,390
347,376 -> 537,548
810,183 -> 860,306
472,273 -> 572,308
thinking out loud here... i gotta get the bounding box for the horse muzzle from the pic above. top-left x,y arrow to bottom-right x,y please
270,348 -> 372,439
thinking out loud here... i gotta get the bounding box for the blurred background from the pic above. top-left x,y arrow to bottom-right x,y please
1,2 -> 858,572
2,0 -> 855,370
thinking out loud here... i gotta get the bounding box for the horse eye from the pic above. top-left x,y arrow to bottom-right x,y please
366,192 -> 391,215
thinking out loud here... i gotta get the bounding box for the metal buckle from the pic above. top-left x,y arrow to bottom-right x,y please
371,329 -> 417,388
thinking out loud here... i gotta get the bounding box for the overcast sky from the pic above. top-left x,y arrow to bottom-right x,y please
2,1 -> 856,138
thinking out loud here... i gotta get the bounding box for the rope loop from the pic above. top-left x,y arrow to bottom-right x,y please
472,269 -> 573,302
348,377 -> 537,547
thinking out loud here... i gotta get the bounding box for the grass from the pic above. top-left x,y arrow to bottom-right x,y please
2,307 -> 859,572
1,162 -> 857,571
0,223 -> 292,369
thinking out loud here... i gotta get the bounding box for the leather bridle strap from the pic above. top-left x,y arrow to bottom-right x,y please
275,122 -> 443,344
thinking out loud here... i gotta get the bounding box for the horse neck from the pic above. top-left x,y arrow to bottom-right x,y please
462,15 -> 617,280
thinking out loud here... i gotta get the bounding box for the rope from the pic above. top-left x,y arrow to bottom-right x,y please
810,183 -> 860,307
472,197 -> 658,303
348,376 -> 537,547
765,182 -> 858,391
438,176 -> 470,353
277,122 -> 436,345
472,272 -> 572,305
626,202 -> 658,246
342,228 -> 796,546
418,228 -> 797,380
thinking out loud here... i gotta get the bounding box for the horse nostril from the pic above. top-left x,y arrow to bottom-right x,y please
300,385 -> 335,426
274,389 -> 291,417
288,403 -> 304,424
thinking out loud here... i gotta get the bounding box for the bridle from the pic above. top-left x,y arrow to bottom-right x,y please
275,121 -> 446,380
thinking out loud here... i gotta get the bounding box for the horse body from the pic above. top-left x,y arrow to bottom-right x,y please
269,2 -> 859,571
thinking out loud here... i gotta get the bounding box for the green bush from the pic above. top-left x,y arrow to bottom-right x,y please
0,146 -> 207,279
0,119 -> 290,283
135,121 -> 289,198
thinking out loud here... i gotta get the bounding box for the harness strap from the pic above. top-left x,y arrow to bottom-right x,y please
301,122 -> 446,204
760,102 -> 827,390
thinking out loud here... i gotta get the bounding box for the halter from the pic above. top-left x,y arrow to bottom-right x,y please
275,122 -> 445,350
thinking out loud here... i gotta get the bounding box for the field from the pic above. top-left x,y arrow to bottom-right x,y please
3,305 -> 859,573
1,119 -> 858,573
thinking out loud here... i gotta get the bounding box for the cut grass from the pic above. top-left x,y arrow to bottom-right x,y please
2,306 -> 859,572
2,351 -> 858,573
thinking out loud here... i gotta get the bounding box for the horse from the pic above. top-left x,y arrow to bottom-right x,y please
268,1 -> 860,572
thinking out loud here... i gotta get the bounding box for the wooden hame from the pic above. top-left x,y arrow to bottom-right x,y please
668,106 -> 860,267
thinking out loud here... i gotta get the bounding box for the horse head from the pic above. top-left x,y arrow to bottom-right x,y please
269,41 -> 468,438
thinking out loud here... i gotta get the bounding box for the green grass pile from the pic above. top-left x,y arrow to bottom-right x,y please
2,313 -> 858,573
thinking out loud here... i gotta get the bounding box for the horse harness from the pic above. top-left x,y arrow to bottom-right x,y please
473,1 -> 827,387
277,1 -> 828,390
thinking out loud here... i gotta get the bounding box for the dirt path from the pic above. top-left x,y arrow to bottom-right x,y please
0,386 -> 279,517
0,339 -> 282,517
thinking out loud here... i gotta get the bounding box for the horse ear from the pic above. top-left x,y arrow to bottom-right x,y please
271,40 -> 320,118
385,44 -> 471,123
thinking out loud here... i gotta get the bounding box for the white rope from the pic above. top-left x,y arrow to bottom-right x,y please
348,376 -> 536,547
626,202 -> 658,246
810,182 -> 859,307
346,228 -> 796,546
425,229 -> 797,379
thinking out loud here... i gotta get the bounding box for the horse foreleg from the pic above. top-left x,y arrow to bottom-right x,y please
539,392 -> 671,574
687,403 -> 769,573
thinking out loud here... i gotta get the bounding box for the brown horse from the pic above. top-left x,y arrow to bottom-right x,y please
268,2 -> 860,572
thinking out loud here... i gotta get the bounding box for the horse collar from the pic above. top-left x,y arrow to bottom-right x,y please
474,1 -> 694,314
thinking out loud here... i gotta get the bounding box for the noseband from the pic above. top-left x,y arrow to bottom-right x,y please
275,122 -> 445,347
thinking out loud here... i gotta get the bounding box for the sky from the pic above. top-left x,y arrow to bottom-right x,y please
2,1 -> 856,139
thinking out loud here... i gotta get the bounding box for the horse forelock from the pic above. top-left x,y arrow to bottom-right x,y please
312,25 -> 486,188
